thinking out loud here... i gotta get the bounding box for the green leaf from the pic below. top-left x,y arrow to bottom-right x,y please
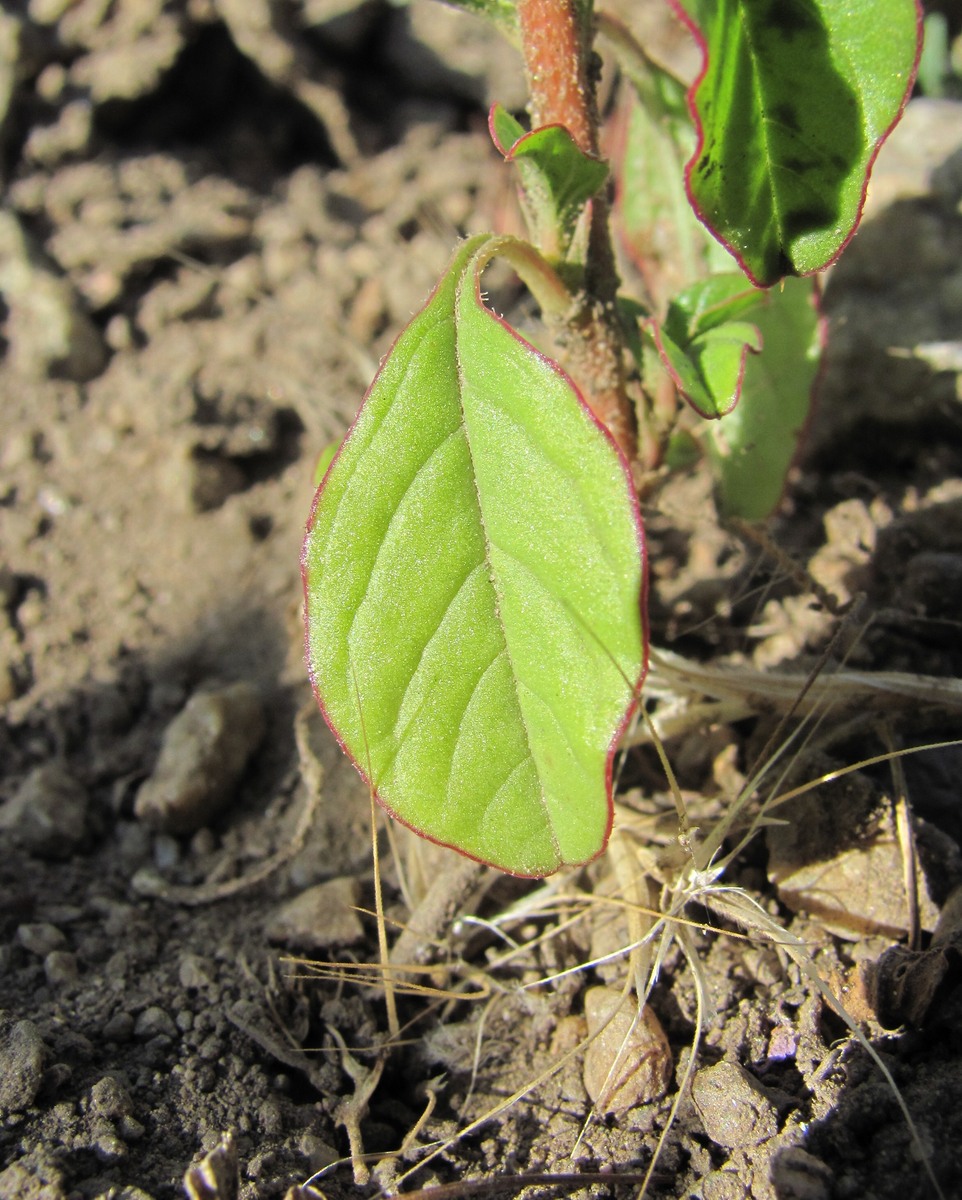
489,104 -> 609,262
649,275 -> 765,418
613,42 -> 725,304
677,0 -> 921,285
303,235 -> 646,877
705,277 -> 822,518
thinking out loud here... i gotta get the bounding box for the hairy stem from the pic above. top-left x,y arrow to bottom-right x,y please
516,0 -> 638,462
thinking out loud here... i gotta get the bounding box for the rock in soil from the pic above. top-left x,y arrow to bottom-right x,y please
0,1013 -> 47,1115
0,762 -> 90,859
134,681 -> 266,835
582,985 -> 673,1112
691,1060 -> 779,1150
265,876 -> 365,952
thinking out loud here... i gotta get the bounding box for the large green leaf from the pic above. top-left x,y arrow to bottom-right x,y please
676,0 -> 921,285
705,276 -> 822,518
303,236 -> 646,877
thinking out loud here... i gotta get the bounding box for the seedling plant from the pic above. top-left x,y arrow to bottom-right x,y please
303,0 -> 923,880
297,4 -> 957,1181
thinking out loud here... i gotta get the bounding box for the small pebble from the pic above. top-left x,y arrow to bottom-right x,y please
133,1006 -> 177,1041
16,922 -> 67,957
265,877 -> 365,951
0,1015 -> 47,1115
299,1132 -> 338,1172
691,1061 -> 778,1150
44,951 -> 78,986
582,986 -> 673,1113
0,763 -> 89,859
89,1074 -> 134,1120
134,682 -> 265,834
178,953 -> 214,991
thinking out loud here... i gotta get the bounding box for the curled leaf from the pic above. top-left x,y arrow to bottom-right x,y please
490,104 -> 608,262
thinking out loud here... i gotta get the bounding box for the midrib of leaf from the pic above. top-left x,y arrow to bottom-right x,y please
740,6 -> 788,253
451,269 -> 557,850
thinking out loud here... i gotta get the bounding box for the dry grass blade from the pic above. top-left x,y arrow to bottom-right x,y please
645,647 -> 962,725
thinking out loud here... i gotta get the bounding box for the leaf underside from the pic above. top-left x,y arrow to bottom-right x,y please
303,236 -> 646,877
676,0 -> 921,286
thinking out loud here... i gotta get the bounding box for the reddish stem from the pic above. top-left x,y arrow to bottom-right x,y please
517,0 -> 597,155
516,0 -> 638,463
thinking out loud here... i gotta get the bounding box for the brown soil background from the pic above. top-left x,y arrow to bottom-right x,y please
3,4 -> 962,1199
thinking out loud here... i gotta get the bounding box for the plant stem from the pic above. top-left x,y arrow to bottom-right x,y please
516,0 -> 638,462
517,0 -> 597,154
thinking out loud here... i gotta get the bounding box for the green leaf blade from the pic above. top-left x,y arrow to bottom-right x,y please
650,274 -> 765,418
303,237 -> 646,876
705,277 -> 822,518
614,47 -> 725,303
489,104 -> 609,262
676,0 -> 922,286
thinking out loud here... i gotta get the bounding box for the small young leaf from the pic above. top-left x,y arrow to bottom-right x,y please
303,236 -> 646,877
675,0 -> 922,285
705,277 -> 822,519
648,275 -> 765,418
489,104 -> 609,262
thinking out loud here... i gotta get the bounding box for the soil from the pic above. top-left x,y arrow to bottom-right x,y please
3,5 -> 962,1200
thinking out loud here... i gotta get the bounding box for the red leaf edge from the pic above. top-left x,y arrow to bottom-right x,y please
668,0 -> 924,288
301,244 -> 649,877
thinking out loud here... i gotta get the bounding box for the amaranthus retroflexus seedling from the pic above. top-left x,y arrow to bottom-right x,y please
303,0 -> 922,875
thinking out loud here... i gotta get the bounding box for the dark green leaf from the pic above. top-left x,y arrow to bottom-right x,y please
677,0 -> 921,285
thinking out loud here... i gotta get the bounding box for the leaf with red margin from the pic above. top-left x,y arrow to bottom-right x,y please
490,104 -> 608,262
672,0 -> 922,286
647,274 -> 765,418
302,236 -> 647,877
